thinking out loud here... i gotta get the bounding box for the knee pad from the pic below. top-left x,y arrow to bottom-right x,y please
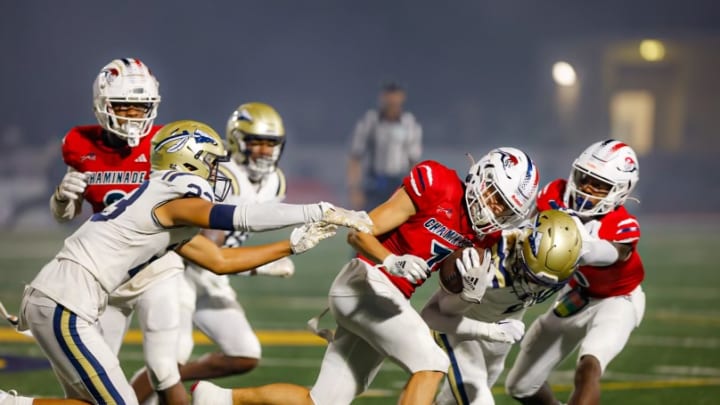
175,330 -> 194,365
145,356 -> 180,391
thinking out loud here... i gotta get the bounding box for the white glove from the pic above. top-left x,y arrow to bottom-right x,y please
55,169 -> 88,201
318,202 -> 373,233
382,254 -> 430,283
290,223 -> 338,254
254,257 -> 295,277
457,248 -> 493,303
477,319 -> 525,343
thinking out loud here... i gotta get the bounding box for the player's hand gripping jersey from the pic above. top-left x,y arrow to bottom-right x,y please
61,124 -> 162,212
358,160 -> 501,298
538,179 -> 643,297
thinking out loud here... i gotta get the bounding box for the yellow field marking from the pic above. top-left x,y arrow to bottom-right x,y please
0,327 -> 328,346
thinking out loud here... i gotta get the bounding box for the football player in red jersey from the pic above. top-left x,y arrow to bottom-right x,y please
50,57 -> 161,220
505,140 -> 645,405
191,148 -> 540,405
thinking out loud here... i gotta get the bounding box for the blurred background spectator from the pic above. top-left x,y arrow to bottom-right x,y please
347,82 -> 423,211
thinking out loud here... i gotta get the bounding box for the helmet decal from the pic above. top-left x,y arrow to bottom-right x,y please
620,156 -> 638,173
499,150 -> 519,170
238,108 -> 254,122
155,129 -> 218,153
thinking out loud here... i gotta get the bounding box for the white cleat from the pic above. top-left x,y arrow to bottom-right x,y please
191,381 -> 232,405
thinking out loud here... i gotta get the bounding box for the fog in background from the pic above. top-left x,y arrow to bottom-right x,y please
1,0 -> 719,228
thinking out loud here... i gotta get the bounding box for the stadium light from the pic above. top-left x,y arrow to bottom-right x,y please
639,39 -> 665,62
552,61 -> 577,87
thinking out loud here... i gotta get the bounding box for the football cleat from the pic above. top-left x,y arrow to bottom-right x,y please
191,381 -> 232,405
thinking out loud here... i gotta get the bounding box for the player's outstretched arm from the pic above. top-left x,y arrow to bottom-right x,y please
421,290 -> 524,344
177,222 -> 337,275
177,234 -> 292,275
347,186 -> 417,262
154,198 -> 371,233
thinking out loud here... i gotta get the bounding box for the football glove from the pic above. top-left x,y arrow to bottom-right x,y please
477,319 -> 525,344
382,254 -> 430,283
55,169 -> 88,202
318,202 -> 373,233
290,222 -> 338,254
457,248 -> 493,303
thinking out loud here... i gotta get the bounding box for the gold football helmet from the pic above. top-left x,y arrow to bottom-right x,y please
226,102 -> 286,181
151,120 -> 231,200
512,210 -> 582,300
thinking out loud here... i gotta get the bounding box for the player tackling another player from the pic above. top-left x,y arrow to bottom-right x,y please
505,140 -> 644,405
191,147 -> 541,405
6,120 -> 371,405
420,210 -> 582,405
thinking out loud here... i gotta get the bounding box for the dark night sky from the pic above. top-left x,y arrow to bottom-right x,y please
1,0 -> 718,146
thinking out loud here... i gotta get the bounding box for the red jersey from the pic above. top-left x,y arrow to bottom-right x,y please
537,179 -> 644,298
61,125 -> 162,213
359,160 -> 501,298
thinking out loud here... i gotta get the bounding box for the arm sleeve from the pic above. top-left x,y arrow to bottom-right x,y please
349,111 -> 376,158
579,238 -> 620,266
421,290 -> 491,339
209,202 -> 323,232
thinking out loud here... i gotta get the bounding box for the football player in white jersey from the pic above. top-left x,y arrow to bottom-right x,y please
130,103 -> 295,404
8,120 -> 371,405
44,57 -> 195,405
419,210 -> 582,405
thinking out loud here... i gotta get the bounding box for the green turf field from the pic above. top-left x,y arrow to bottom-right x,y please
1,219 -> 719,404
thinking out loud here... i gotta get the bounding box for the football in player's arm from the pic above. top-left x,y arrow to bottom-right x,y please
505,140 -> 645,405
419,210 -> 582,405
190,148 -> 540,405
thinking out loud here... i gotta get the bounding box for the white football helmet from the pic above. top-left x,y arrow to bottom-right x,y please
465,147 -> 540,235
93,58 -> 161,147
564,140 -> 639,217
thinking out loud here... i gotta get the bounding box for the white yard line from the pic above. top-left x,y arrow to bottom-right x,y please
629,335 -> 720,349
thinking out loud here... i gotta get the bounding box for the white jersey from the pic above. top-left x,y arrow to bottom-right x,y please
33,170 -> 213,296
464,232 -> 563,323
185,162 -> 286,294
218,162 -> 286,246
